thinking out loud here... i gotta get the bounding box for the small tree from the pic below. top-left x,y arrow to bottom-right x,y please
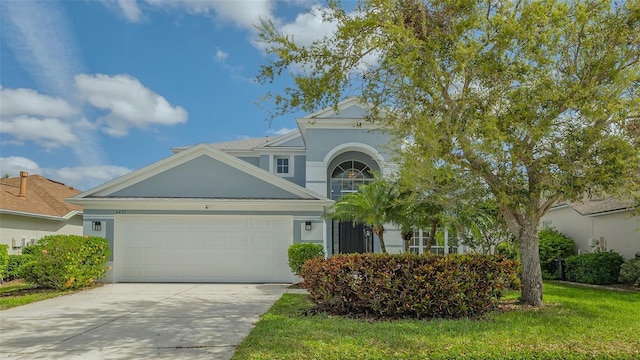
327,179 -> 395,253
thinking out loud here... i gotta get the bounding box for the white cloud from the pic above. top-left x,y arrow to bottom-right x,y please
267,127 -> 296,136
0,87 -> 77,118
1,1 -> 82,97
47,165 -> 131,190
143,0 -> 274,30
278,5 -> 339,47
0,116 -> 79,149
0,156 -> 42,178
117,0 -> 143,22
75,73 -> 188,137
215,49 -> 229,62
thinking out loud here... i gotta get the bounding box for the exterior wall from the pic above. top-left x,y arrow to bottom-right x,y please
259,155 -> 270,171
540,207 -> 640,260
237,156 -> 260,167
0,214 -> 83,255
305,128 -> 392,162
110,155 -> 302,199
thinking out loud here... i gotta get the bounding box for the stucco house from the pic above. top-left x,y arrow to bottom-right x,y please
0,172 -> 83,254
540,197 -> 639,260
70,98 -> 417,283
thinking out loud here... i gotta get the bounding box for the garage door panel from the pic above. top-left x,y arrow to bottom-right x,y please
116,215 -> 294,282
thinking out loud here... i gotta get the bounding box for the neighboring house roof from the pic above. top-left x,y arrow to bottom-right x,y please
552,196 -> 636,216
0,174 -> 83,220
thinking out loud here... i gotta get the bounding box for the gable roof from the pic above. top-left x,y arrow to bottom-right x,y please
552,196 -> 636,216
0,174 -> 82,220
171,136 -> 276,154
71,143 -> 330,202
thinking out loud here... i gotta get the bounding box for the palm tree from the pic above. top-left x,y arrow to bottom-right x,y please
327,179 -> 395,253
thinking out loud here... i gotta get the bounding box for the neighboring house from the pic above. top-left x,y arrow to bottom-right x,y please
540,197 -> 640,260
70,98 -> 410,283
0,172 -> 83,254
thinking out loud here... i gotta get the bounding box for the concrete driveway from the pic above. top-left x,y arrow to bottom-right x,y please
0,283 -> 289,359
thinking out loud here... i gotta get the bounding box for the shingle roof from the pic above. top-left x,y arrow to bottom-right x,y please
0,174 -> 82,218
210,137 -> 275,151
556,196 -> 636,216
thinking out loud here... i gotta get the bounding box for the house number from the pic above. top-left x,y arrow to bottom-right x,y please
116,210 -> 127,214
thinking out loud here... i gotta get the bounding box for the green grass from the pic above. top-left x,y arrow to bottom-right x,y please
233,282 -> 640,360
0,284 -> 72,310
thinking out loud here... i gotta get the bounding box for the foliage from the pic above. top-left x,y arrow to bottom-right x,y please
287,243 -> 325,276
4,254 -> 32,282
538,229 -> 575,279
619,259 -> 640,288
0,244 -> 8,281
19,235 -> 110,290
326,179 -> 395,252
257,0 -> 640,306
300,253 -> 519,319
456,200 -> 515,255
233,283 -> 640,360
21,244 -> 41,256
495,240 -> 520,261
565,251 -> 625,285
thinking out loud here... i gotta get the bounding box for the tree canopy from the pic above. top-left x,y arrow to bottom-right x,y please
257,0 -> 640,306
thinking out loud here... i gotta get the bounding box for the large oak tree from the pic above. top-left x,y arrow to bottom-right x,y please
257,0 -> 640,306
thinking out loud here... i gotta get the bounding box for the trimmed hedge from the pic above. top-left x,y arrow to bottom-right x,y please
301,253 -> 520,319
619,259 -> 640,288
288,243 -> 325,276
4,254 -> 32,281
0,244 -> 8,281
565,251 -> 625,285
19,235 -> 110,290
538,229 -> 575,279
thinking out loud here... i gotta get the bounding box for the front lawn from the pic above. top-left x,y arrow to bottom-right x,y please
233,282 -> 640,359
0,283 -> 80,310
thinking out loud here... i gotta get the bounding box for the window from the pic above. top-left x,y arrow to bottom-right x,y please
542,220 -> 552,229
330,160 -> 374,200
274,156 -> 291,176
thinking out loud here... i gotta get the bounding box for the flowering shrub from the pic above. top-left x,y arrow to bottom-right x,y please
301,253 -> 520,319
19,235 -> 110,290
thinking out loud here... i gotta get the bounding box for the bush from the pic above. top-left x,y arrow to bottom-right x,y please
288,243 -> 325,276
0,244 -> 8,281
4,254 -> 32,281
495,240 -> 519,261
619,259 -> 640,288
21,244 -> 41,256
301,253 -> 520,319
564,251 -> 625,285
538,229 -> 575,279
19,235 -> 110,290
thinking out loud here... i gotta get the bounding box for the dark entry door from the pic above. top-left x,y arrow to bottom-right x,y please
339,221 -> 371,253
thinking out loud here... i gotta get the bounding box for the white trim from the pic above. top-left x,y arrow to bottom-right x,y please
323,142 -> 386,163
68,197 -> 333,212
273,154 -> 294,177
0,209 -> 83,221
255,130 -> 303,148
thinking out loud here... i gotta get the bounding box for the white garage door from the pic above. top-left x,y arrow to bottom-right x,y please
115,215 -> 294,283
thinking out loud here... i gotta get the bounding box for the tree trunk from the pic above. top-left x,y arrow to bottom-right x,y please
502,209 -> 544,306
375,226 -> 387,253
517,218 -> 544,306
424,219 -> 438,252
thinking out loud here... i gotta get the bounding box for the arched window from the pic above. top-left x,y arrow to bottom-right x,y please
330,160 -> 374,200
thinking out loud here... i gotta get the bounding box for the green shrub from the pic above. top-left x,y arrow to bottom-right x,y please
564,251 -> 625,285
301,253 -> 520,319
19,235 -> 110,290
4,254 -> 32,281
495,240 -> 519,260
619,259 -> 640,288
538,229 -> 575,279
288,243 -> 325,276
0,244 -> 8,281
21,244 -> 42,256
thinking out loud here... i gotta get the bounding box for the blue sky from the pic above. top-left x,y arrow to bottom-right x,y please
1,0 -> 341,190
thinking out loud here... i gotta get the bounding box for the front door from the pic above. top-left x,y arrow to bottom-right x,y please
338,221 -> 372,253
